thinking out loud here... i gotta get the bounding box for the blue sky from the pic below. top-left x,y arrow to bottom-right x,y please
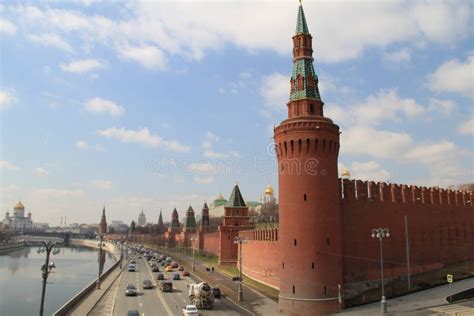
1,0 -> 473,225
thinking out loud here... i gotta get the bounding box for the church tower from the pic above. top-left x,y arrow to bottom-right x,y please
274,3 -> 343,315
157,210 -> 164,234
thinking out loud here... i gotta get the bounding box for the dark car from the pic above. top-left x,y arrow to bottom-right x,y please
212,287 -> 221,298
125,284 -> 137,296
160,261 -> 166,266
159,281 -> 173,292
172,273 -> 180,280
182,271 -> 190,276
152,266 -> 160,272
143,279 -> 153,289
127,310 -> 139,316
157,273 -> 165,280
171,262 -> 179,268
178,266 -> 184,271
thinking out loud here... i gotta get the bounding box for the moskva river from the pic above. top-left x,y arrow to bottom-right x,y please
0,245 -> 114,316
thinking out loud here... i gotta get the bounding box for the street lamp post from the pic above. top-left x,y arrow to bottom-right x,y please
190,237 -> 196,272
38,241 -> 61,316
96,234 -> 104,289
371,227 -> 390,314
234,236 -> 248,301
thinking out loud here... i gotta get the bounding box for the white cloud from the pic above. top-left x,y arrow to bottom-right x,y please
260,73 -> 288,113
458,116 -> 473,135
118,44 -> 166,70
342,126 -> 413,159
0,90 -> 15,110
60,58 -> 106,74
28,33 -> 73,52
427,54 -> 474,100
75,140 -> 105,151
203,149 -> 229,159
98,127 -> 191,152
0,161 -> 19,170
193,176 -> 215,184
0,18 -> 17,35
90,180 -> 112,190
35,167 -> 49,176
84,97 -> 125,116
32,188 -> 83,198
383,48 -> 411,63
76,140 -> 89,150
351,161 -> 391,182
206,131 -> 219,142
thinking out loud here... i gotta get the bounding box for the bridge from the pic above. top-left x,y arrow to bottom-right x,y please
12,232 -> 71,246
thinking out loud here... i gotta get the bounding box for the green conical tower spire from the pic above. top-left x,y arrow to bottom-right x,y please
289,2 -> 322,105
296,3 -> 309,35
227,183 -> 246,207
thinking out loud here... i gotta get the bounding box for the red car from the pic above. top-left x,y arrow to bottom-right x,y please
183,271 -> 190,276
171,262 -> 179,268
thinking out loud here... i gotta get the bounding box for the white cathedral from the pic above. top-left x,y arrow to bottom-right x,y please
3,201 -> 33,232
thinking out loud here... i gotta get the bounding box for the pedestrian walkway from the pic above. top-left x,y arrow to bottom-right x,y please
68,265 -> 124,316
339,278 -> 474,315
88,266 -> 125,316
428,303 -> 474,316
156,247 -> 278,316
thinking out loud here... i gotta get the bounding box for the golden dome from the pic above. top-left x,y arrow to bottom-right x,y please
341,168 -> 351,178
14,201 -> 25,209
265,184 -> 274,195
217,194 -> 225,200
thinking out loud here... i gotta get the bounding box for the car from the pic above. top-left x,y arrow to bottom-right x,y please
157,273 -> 165,280
211,287 -> 221,298
160,262 -> 166,266
171,262 -> 179,268
178,266 -> 184,271
125,284 -> 137,296
143,279 -> 153,289
165,266 -> 173,272
182,271 -> 190,277
182,304 -> 199,316
127,310 -> 140,316
138,255 -> 142,259
130,259 -> 136,264
172,273 -> 181,280
152,266 -> 160,272
128,264 -> 136,272
159,280 -> 173,292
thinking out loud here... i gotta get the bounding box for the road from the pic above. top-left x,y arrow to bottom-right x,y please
112,257 -> 248,316
142,258 -> 247,316
112,258 -> 169,316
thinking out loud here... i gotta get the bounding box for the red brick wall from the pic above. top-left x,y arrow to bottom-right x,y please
202,231 -> 220,255
340,179 -> 474,285
239,229 -> 280,289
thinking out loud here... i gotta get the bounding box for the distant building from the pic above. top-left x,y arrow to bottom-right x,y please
33,223 -> 49,231
3,201 -> 33,232
138,210 -> 147,226
208,193 -> 227,217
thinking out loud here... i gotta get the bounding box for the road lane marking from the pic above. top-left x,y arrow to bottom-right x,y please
144,258 -> 173,316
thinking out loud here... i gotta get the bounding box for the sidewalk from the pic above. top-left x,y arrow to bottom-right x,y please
339,277 -> 474,315
156,247 -> 278,316
67,265 -> 124,316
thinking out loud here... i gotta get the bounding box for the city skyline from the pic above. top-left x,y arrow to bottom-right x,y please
1,0 -> 473,224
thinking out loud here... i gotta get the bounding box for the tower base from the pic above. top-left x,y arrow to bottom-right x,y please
278,295 -> 341,316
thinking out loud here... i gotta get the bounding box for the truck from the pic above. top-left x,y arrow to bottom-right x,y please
188,282 -> 214,309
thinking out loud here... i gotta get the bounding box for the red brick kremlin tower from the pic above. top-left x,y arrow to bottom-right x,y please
99,206 -> 107,234
274,3 -> 343,315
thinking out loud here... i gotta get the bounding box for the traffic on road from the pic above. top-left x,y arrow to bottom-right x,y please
115,244 -> 247,316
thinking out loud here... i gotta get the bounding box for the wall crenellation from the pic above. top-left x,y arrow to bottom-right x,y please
340,179 -> 473,207
238,228 -> 278,242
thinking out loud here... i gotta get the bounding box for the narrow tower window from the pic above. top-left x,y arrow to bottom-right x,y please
294,239 -> 297,246
324,285 -> 327,295
304,193 -> 307,201
293,285 -> 295,294
309,104 -> 314,114
282,262 -> 285,269
326,237 -> 330,246
312,262 -> 315,269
